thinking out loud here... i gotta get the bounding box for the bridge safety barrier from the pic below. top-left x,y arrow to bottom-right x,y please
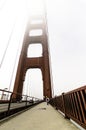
50,86 -> 86,129
0,89 -> 43,120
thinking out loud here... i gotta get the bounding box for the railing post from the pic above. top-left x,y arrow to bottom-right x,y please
32,97 -> 34,104
7,93 -> 13,116
62,93 -> 70,119
26,95 -> 27,106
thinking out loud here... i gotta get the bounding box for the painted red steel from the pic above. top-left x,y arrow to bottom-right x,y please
50,86 -> 86,129
13,15 -> 52,99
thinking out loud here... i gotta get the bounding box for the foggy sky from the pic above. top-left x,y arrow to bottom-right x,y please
0,0 -> 86,98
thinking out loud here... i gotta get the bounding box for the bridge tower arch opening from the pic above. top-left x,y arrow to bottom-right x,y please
13,15 -> 53,100
23,69 -> 43,99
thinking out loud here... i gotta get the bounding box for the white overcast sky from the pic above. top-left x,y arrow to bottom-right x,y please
0,0 -> 86,98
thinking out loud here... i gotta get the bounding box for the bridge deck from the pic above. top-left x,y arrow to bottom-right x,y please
0,102 -> 80,130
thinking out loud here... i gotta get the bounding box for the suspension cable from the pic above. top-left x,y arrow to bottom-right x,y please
0,0 -> 8,11
0,20 -> 16,68
8,32 -> 22,92
8,0 -> 29,92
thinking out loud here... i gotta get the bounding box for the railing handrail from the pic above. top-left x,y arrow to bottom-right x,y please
50,85 -> 86,129
0,89 -> 41,101
64,85 -> 86,95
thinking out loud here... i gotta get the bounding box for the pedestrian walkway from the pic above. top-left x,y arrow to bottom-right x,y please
0,102 -> 80,130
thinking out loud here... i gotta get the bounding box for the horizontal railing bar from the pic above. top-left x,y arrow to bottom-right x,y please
64,85 -> 86,95
50,85 -> 86,129
0,89 -> 41,101
0,88 -> 43,120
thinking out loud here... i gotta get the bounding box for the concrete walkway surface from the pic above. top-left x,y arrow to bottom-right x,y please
0,102 -> 80,130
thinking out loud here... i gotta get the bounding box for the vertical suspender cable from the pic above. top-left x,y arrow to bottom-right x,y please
0,20 -> 16,68
8,29 -> 23,92
8,0 -> 28,92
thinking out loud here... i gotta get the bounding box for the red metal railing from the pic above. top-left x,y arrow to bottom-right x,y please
50,86 -> 86,129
